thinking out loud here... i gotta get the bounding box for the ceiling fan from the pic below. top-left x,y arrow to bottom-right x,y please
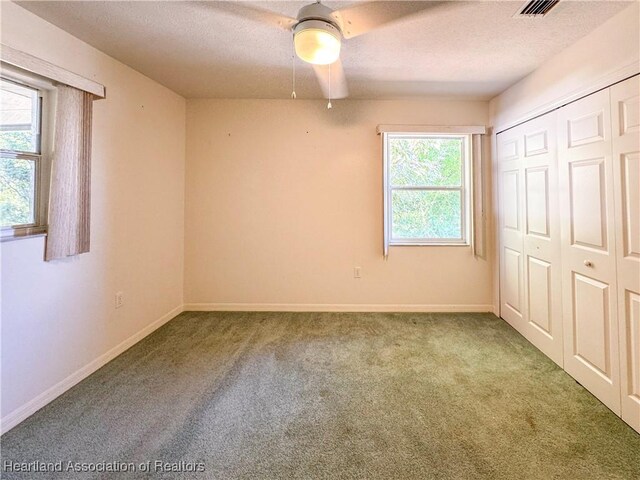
205,1 -> 449,103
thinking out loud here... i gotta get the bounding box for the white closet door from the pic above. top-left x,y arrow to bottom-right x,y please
521,112 -> 563,365
498,125 -> 526,331
611,76 -> 640,433
498,113 -> 563,366
558,89 -> 621,414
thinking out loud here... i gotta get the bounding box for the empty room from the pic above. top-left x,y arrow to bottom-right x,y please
0,0 -> 639,478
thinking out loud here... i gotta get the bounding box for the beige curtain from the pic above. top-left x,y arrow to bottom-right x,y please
45,85 -> 93,261
472,133 -> 486,259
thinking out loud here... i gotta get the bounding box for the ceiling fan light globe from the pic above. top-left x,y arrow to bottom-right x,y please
294,21 -> 341,65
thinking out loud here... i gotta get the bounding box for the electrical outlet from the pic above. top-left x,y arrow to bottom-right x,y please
115,291 -> 124,309
354,267 -> 361,279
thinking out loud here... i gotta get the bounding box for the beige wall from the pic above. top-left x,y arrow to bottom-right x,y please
490,2 -> 639,130
185,98 -> 493,310
0,2 -> 185,427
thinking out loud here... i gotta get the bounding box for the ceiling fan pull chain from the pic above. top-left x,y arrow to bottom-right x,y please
291,37 -> 297,99
327,63 -> 332,109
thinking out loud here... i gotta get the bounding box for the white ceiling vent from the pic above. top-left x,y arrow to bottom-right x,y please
516,0 -> 560,17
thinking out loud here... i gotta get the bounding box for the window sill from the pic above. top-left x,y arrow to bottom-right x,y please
1,226 -> 47,242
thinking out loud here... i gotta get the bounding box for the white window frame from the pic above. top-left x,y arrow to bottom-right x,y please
383,132 -> 472,248
0,69 -> 53,240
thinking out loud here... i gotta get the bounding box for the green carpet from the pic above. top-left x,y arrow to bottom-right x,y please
1,312 -> 639,479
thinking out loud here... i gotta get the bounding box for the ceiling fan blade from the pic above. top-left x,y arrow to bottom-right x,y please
195,2 -> 297,32
335,1 -> 451,39
312,60 -> 349,100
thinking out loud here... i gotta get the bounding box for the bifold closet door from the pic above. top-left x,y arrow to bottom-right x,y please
498,125 -> 526,331
520,112 -> 563,365
498,113 -> 563,366
558,89 -> 621,414
611,76 -> 640,432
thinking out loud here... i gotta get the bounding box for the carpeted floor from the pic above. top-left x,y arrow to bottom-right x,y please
1,312 -> 639,479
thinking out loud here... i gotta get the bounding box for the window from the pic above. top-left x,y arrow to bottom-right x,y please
383,133 -> 470,246
0,76 -> 49,237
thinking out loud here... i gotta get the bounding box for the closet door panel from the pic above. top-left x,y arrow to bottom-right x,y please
522,112 -> 563,365
558,88 -> 621,414
525,167 -> 550,237
503,170 -> 520,231
498,127 -> 526,328
572,272 -> 613,378
611,76 -> 640,432
504,247 -> 523,315
527,256 -> 551,334
621,153 -> 640,258
498,111 -> 562,366
624,291 -> 640,409
569,159 -> 607,249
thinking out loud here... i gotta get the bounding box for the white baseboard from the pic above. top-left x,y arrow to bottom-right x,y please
183,303 -> 494,313
0,304 -> 184,435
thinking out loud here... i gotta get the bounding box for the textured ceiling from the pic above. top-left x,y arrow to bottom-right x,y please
12,1 -> 632,99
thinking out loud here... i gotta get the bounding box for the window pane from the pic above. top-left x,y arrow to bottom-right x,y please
392,190 -> 461,239
0,79 -> 40,153
389,136 -> 462,187
0,156 -> 36,227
